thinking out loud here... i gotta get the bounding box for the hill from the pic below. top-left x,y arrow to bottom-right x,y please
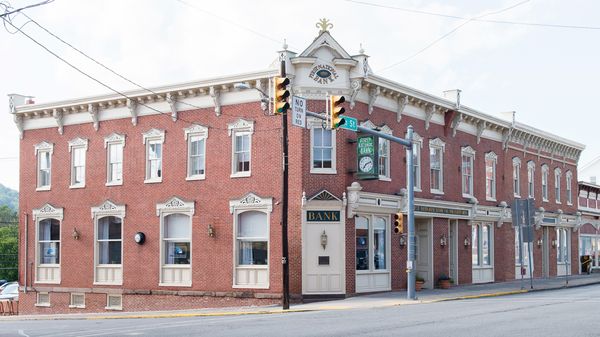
0,184 -> 18,212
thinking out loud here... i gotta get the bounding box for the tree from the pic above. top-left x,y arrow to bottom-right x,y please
0,205 -> 18,281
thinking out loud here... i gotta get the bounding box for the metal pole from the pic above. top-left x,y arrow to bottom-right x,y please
526,201 -> 534,290
24,212 -> 28,293
280,56 -> 290,310
406,126 -> 416,300
518,217 -> 524,290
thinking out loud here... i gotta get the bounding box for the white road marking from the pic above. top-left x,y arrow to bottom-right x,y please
18,330 -> 30,337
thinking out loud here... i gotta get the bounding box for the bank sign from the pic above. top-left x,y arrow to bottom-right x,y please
356,134 -> 379,180
307,210 -> 341,222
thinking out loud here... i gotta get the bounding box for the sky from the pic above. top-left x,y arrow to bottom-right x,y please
0,0 -> 599,191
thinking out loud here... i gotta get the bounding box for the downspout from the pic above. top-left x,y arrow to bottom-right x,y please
24,212 -> 28,294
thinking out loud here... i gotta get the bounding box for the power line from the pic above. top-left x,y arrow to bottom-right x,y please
0,0 -> 53,18
345,0 -> 600,31
1,12 -> 281,134
379,0 -> 530,71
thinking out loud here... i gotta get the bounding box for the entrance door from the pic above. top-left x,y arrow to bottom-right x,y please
355,215 -> 391,293
449,220 -> 458,284
303,219 -> 345,294
415,219 -> 433,289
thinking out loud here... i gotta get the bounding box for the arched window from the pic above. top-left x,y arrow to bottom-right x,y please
38,218 -> 60,265
163,214 -> 191,265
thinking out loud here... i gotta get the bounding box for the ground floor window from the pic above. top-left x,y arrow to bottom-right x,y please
556,228 -> 569,264
472,223 -> 492,267
355,215 -> 388,271
237,211 -> 268,266
163,214 -> 191,265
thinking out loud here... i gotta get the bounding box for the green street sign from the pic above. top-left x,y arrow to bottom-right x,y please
356,134 -> 379,180
339,116 -> 358,131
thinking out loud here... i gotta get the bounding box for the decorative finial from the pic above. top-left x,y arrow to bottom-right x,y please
316,18 -> 333,33
282,38 -> 288,51
359,43 -> 365,54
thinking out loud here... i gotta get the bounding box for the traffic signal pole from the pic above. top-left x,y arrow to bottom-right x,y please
305,110 -> 417,300
280,57 -> 290,310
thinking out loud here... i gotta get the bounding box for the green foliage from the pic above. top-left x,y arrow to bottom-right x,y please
0,205 -> 18,282
0,184 -> 18,212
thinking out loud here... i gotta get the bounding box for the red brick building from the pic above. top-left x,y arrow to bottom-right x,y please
12,24 -> 585,314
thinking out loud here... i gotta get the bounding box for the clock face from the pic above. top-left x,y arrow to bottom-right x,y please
359,156 -> 374,173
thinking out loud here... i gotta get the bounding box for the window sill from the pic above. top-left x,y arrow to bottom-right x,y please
69,305 -> 86,309
105,181 -> 123,187
105,306 -> 123,311
186,175 -> 205,181
379,177 -> 392,182
310,169 -> 337,175
34,280 -> 60,285
486,197 -> 497,202
567,202 -> 573,206
514,194 -> 521,198
159,282 -> 192,287
232,283 -> 270,289
462,193 -> 473,199
231,172 -> 251,178
69,184 -> 85,189
93,281 -> 123,286
431,190 -> 444,195
414,188 -> 422,192
542,199 -> 549,203
144,178 -> 163,184
35,303 -> 51,308
555,201 -> 562,204
36,186 -> 51,192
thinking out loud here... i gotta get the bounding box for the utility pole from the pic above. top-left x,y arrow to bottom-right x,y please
405,126 -> 416,300
280,54 -> 290,310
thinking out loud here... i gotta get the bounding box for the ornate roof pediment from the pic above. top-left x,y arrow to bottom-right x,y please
297,31 -> 352,60
229,192 -> 273,213
309,190 -> 341,202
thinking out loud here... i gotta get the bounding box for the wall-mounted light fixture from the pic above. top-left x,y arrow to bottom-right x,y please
72,228 -> 80,240
134,232 -> 146,245
208,224 -> 215,238
399,235 -> 406,247
464,235 -> 471,247
440,234 -> 447,247
537,238 -> 543,247
321,230 -> 328,250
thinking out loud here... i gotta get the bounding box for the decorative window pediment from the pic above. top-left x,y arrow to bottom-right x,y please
512,157 -> 521,165
541,164 -> 549,172
91,200 -> 126,219
555,167 -> 562,175
228,119 -> 254,135
142,128 -> 165,144
309,190 -> 341,202
229,192 -> 273,213
527,160 -> 535,169
34,141 -> 54,155
156,196 -> 195,216
360,120 -> 377,130
33,203 -> 63,221
461,146 -> 476,157
68,137 -> 88,151
566,170 -> 573,179
485,151 -> 498,161
379,125 -> 392,135
429,137 -> 445,151
104,133 -> 126,148
184,124 -> 208,139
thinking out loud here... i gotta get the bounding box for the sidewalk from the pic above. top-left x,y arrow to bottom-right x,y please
4,273 -> 600,321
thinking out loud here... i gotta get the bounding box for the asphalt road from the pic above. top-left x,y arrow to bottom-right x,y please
3,285 -> 600,337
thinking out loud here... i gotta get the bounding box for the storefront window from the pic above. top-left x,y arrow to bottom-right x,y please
472,225 -> 478,265
473,223 -> 492,267
39,218 -> 60,264
374,217 -> 386,270
163,214 -> 191,265
237,211 -> 268,265
356,216 -> 369,271
97,216 -> 122,264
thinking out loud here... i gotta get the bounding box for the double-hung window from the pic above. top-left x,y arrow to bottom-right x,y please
554,168 -> 561,203
143,129 -> 165,183
33,203 -> 63,284
377,125 -> 393,181
472,223 -> 492,267
527,161 -> 535,198
92,201 -> 125,285
310,121 -> 336,174
429,138 -> 445,194
412,131 -> 423,191
69,138 -> 88,188
566,171 -> 573,205
461,146 -> 475,198
35,141 -> 53,191
512,157 -> 521,197
485,152 -> 497,201
228,119 -> 254,178
542,165 -> 549,201
185,124 -> 208,180
105,133 -> 125,186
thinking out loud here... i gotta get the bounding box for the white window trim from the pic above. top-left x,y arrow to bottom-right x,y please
35,292 -> 51,307
143,129 -> 166,184
566,171 -> 573,205
429,138 -> 445,194
229,193 -> 273,289
104,133 -> 126,186
68,137 -> 88,189
472,222 -> 494,268
310,117 -> 337,174
228,119 -> 254,178
541,164 -> 549,202
33,203 -> 63,284
485,151 -> 497,202
461,146 -> 476,198
527,161 -> 535,199
412,130 -> 423,192
512,157 -> 521,198
91,200 -> 126,285
69,293 -> 86,309
184,124 -> 208,181
555,167 -> 562,204
105,294 -> 123,311
34,141 -> 53,191
378,125 -> 392,181
157,196 -> 195,287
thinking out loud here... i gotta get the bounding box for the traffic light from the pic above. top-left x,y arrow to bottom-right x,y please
394,212 -> 404,234
329,95 -> 346,129
273,76 -> 290,114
